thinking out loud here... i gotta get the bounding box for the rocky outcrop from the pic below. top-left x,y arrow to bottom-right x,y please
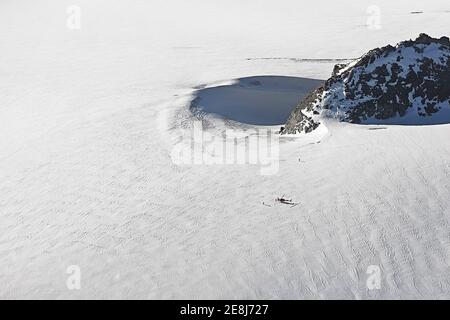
282,34 -> 450,134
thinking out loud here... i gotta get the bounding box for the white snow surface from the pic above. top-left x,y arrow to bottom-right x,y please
1,0 -> 449,299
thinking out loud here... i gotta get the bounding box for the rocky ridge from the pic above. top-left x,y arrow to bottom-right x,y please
282,34 -> 450,134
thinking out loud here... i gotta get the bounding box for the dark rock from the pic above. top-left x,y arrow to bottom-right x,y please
282,34 -> 450,134
332,64 -> 347,77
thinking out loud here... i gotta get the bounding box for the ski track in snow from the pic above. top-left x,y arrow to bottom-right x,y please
0,0 -> 449,299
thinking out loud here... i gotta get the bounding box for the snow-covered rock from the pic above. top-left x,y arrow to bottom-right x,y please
283,34 -> 450,133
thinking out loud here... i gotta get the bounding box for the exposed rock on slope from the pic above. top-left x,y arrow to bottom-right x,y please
282,34 -> 450,134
